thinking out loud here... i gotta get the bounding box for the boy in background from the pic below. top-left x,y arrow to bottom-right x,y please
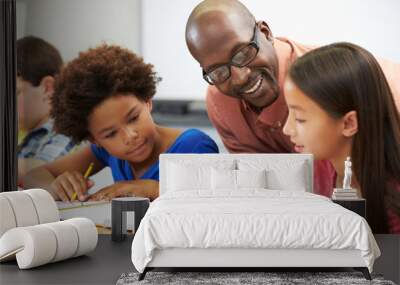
17,36 -> 75,181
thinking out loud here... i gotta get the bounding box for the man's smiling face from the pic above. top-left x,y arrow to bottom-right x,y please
186,10 -> 280,109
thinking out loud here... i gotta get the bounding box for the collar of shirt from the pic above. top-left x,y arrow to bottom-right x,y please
34,119 -> 53,133
19,119 -> 54,148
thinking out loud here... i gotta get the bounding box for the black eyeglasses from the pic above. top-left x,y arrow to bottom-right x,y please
202,23 -> 260,85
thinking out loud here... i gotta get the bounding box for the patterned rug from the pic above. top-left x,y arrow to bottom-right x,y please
116,271 -> 396,285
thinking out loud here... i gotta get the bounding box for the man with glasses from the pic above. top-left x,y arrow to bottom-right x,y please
185,0 -> 400,195
185,0 -> 313,154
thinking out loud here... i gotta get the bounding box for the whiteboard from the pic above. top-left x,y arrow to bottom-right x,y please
141,0 -> 400,101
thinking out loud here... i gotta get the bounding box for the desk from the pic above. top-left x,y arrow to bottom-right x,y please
1,235 -> 398,284
0,235 -> 134,285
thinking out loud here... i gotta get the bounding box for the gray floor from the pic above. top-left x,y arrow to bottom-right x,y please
0,235 -> 135,285
1,235 -> 398,285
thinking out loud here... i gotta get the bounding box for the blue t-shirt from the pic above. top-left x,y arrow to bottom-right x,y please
90,128 -> 218,182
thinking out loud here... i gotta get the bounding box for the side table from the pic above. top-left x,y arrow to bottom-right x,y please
111,197 -> 150,242
332,198 -> 366,218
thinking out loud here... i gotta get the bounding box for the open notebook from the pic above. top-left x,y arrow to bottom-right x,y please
57,201 -> 111,227
57,201 -> 136,230
56,167 -> 135,229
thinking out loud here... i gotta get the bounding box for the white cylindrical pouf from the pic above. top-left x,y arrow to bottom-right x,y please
0,196 -> 17,237
65,218 -> 98,257
0,226 -> 57,269
0,192 -> 39,227
42,221 -> 79,262
0,218 -> 97,269
24,189 -> 59,224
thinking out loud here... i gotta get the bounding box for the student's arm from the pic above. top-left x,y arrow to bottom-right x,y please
23,145 -> 104,202
88,179 -> 159,201
18,132 -> 76,181
18,157 -> 46,181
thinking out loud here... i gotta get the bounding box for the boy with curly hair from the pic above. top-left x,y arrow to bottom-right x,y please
24,44 -> 218,201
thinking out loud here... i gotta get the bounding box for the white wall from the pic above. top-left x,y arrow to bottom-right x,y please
244,0 -> 400,60
16,1 -> 27,39
142,0 -> 400,101
18,0 -> 141,62
17,0 -> 400,100
142,0 -> 206,101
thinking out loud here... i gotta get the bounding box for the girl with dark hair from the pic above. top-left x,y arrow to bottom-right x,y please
283,42 -> 400,234
23,44 -> 218,202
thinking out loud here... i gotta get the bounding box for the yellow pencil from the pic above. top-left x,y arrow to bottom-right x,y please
71,162 -> 94,201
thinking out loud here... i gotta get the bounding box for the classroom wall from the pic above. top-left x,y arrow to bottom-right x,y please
16,1 -> 27,39
142,0 -> 400,101
17,0 -> 141,62
16,0 -> 400,101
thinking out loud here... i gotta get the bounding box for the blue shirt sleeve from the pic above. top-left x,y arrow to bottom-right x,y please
140,129 -> 218,182
167,129 -> 219,154
90,144 -> 109,166
191,136 -> 219,153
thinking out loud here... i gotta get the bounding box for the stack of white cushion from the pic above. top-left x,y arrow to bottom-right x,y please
237,159 -> 307,191
166,159 -> 236,191
0,189 -> 59,236
165,158 -> 307,193
0,189 -> 97,269
211,168 -> 267,190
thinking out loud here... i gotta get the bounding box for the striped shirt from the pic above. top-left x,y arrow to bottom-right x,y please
18,120 -> 75,162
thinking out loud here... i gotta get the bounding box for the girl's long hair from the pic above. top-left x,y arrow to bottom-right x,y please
289,42 -> 400,233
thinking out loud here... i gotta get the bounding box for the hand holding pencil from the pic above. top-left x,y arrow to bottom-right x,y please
71,162 -> 94,201
48,161 -> 96,202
